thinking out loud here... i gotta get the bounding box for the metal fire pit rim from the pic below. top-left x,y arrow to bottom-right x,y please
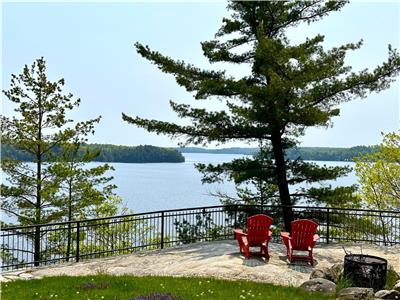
344,254 -> 388,265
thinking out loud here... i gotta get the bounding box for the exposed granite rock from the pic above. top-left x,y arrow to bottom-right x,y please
310,267 -> 334,282
0,241 -> 399,289
18,273 -> 33,279
300,278 -> 336,295
374,289 -> 400,299
2,275 -> 20,281
393,281 -> 400,292
337,287 -> 374,300
330,263 -> 344,283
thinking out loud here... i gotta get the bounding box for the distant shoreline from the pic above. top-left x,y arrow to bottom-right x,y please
2,144 -> 377,163
177,146 -> 377,162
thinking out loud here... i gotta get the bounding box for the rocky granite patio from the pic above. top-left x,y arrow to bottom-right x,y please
1,240 -> 399,287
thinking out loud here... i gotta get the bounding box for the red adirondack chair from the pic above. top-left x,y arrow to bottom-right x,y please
233,214 -> 273,259
281,219 -> 320,265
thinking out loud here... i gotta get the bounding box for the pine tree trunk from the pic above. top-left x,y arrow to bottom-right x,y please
259,180 -> 264,212
271,133 -> 294,232
34,225 -> 40,266
34,97 -> 43,267
34,142 -> 42,266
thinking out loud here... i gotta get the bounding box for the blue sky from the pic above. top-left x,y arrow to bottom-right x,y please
2,2 -> 399,148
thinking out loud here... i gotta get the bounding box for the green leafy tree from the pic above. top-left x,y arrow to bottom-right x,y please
356,132 -> 400,211
355,132 -> 400,244
83,196 -> 156,254
46,196 -> 155,261
123,1 -> 400,231
174,209 -> 225,244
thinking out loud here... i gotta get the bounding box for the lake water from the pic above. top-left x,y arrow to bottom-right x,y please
106,153 -> 357,213
1,153 -> 358,222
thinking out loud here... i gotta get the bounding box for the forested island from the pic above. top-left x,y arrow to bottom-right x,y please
177,146 -> 378,162
2,144 -> 185,163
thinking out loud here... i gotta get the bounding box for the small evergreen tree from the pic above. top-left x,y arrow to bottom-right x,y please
1,58 -> 82,264
1,57 -> 113,265
47,119 -> 116,261
123,1 -> 400,231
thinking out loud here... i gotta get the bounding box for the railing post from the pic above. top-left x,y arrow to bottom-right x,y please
234,204 -> 238,229
326,208 -> 330,244
76,221 -> 80,262
160,211 -> 165,249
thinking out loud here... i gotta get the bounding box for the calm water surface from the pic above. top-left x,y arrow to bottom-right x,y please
105,153 -> 357,213
1,153 -> 358,221
108,153 -> 242,213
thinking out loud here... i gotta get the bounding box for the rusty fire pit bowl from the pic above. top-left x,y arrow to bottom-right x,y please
344,254 -> 388,291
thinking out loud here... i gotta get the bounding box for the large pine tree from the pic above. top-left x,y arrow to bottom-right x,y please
123,1 -> 400,231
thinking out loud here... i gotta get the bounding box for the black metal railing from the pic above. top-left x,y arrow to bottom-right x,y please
1,205 -> 399,271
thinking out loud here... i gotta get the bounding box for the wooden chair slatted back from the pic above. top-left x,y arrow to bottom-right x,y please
291,219 -> 318,250
246,214 -> 273,246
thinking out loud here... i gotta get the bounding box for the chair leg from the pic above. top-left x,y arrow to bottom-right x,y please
262,243 -> 269,259
238,241 -> 243,254
236,236 -> 244,254
243,245 -> 250,259
309,250 -> 314,266
241,236 -> 250,259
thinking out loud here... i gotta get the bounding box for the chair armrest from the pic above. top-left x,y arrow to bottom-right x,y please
281,231 -> 291,250
233,229 -> 247,240
313,234 -> 320,242
233,229 -> 247,236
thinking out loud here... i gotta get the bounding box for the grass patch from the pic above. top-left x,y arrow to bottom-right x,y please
1,275 -> 334,300
335,275 -> 353,293
385,266 -> 400,290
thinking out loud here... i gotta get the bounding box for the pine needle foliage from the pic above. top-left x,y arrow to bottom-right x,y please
123,1 -> 400,231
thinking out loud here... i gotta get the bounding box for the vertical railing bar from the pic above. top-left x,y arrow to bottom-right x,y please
76,221 -> 80,262
161,211 -> 165,249
326,208 -> 330,244
234,204 -> 238,230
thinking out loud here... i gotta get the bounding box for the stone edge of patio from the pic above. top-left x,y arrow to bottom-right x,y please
1,240 -> 399,287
